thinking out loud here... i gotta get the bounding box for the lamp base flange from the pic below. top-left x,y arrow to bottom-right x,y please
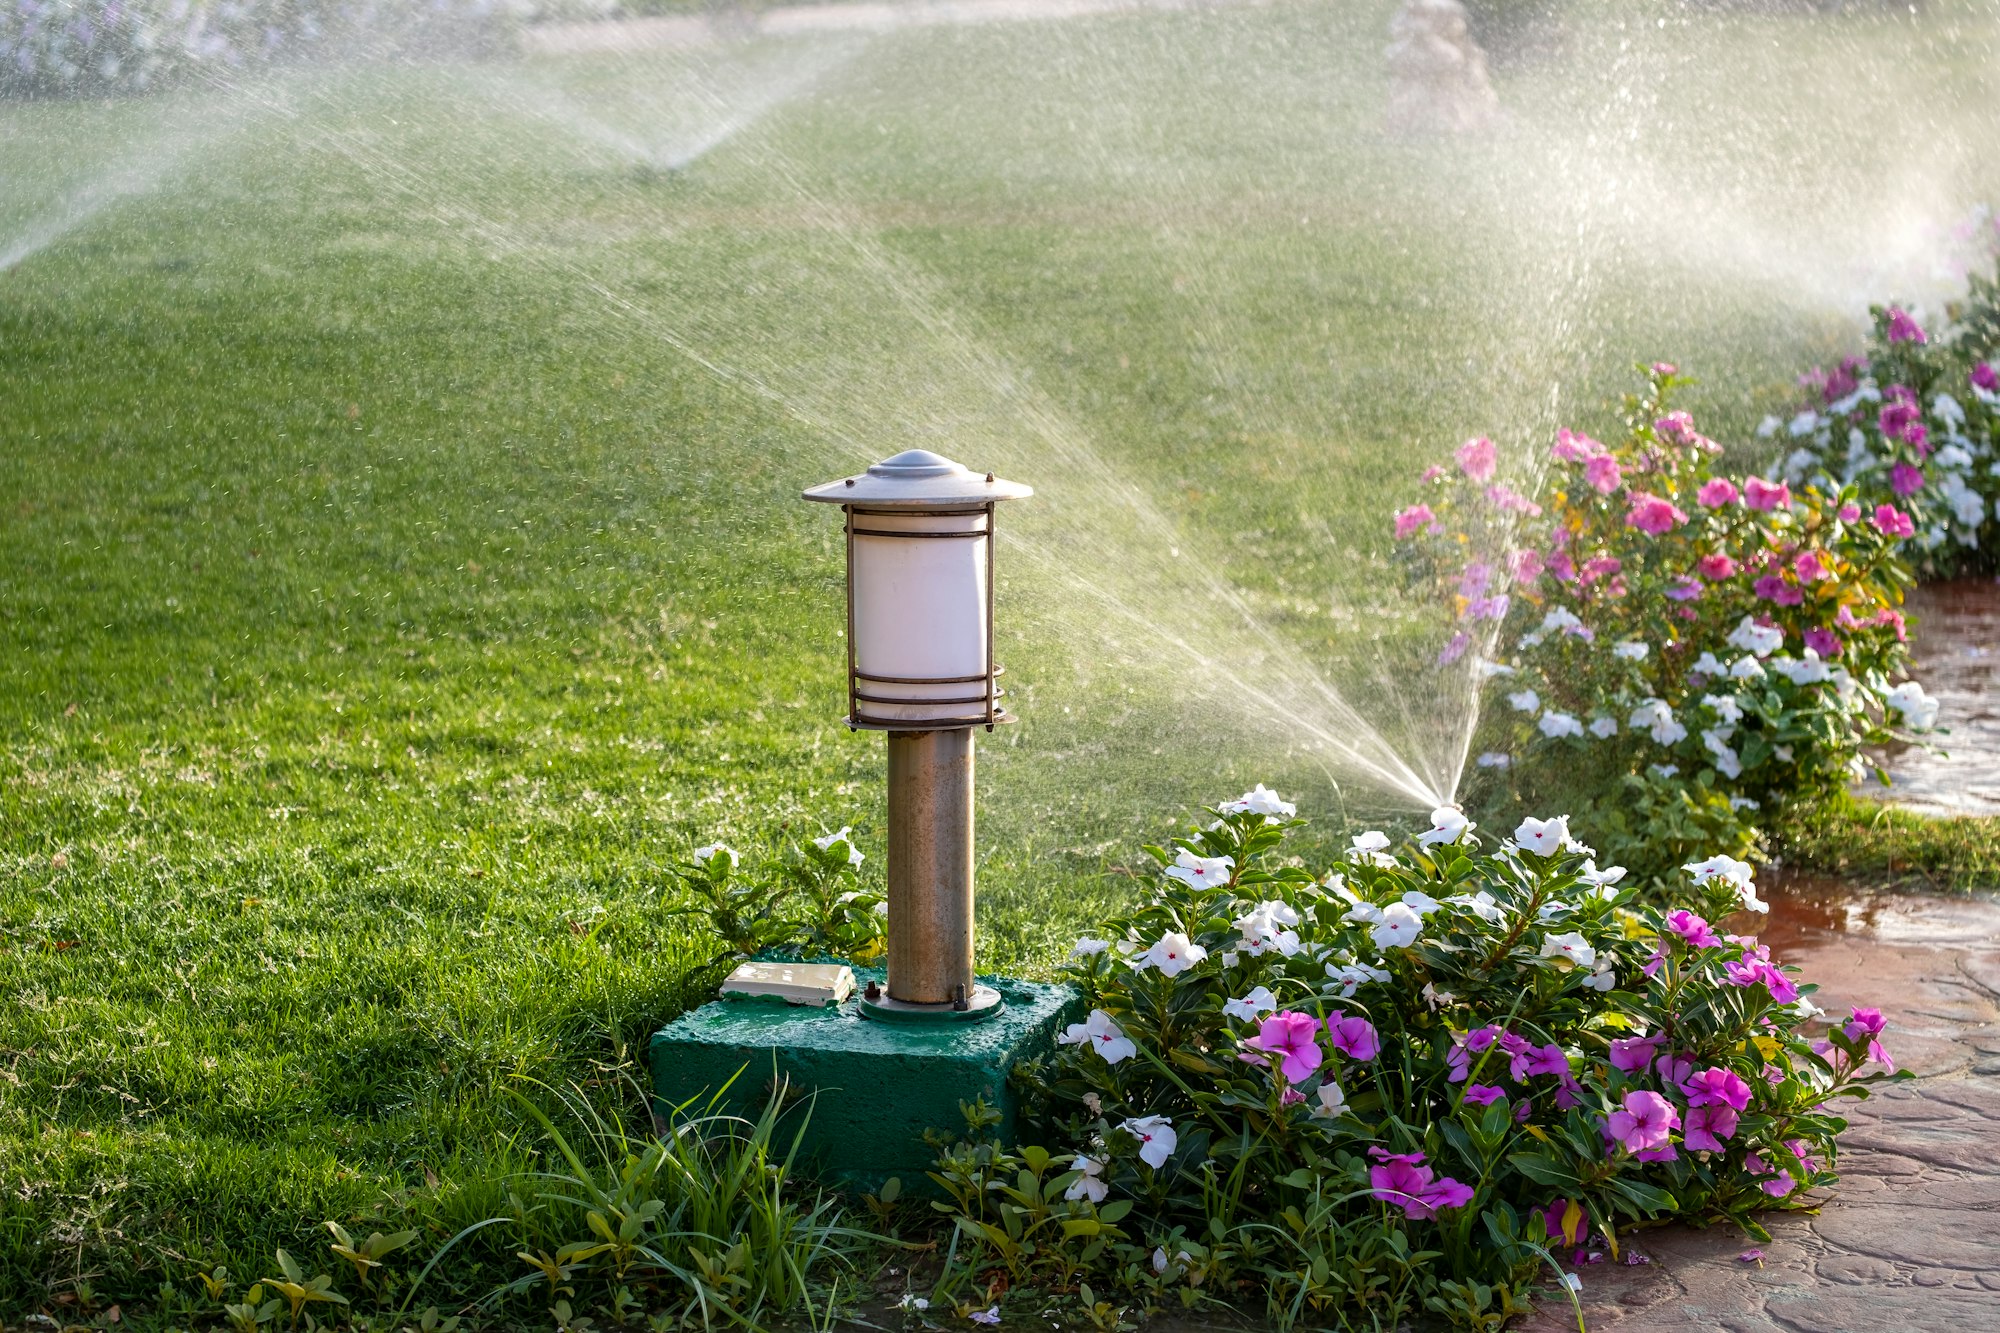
860,983 -> 1005,1024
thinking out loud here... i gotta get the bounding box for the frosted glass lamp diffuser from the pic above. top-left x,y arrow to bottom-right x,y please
803,450 -> 1031,731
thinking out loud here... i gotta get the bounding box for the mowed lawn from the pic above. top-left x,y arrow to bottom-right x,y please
4,0 -> 1999,1307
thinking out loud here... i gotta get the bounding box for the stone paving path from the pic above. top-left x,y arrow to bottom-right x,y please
1520,879 -> 2000,1333
1857,577 -> 2000,818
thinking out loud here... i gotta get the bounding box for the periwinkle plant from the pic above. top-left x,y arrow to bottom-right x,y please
948,794 -> 1901,1331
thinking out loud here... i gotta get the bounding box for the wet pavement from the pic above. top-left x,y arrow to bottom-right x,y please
1519,874 -> 2000,1333
1859,577 -> 2000,817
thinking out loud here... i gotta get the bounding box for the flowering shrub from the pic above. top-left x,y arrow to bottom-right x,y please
0,0 -> 523,99
937,794 -> 1898,1331
1393,366 -> 1939,880
674,826 -> 886,966
1771,223 -> 2000,575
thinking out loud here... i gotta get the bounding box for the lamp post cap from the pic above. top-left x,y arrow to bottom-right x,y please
803,450 -> 1032,508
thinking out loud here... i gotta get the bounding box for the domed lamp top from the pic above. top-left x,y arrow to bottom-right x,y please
803,449 -> 1033,509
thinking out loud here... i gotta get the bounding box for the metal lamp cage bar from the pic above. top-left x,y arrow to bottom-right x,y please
843,502 -> 1004,732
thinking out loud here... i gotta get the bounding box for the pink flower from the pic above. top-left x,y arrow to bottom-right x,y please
1465,594 -> 1511,622
1446,1025 -> 1504,1082
1744,1152 -> 1797,1198
1512,548 -> 1545,582
1654,1052 -> 1693,1088
1697,478 -> 1739,508
1843,1007 -> 1895,1072
1793,550 -> 1829,581
1487,484 -> 1543,515
1394,504 -> 1437,540
1872,504 -> 1915,538
1787,1138 -> 1821,1174
1543,1198 -> 1584,1244
1325,1011 -> 1381,1062
1665,910 -> 1721,949
1608,1036 -> 1664,1075
1973,362 -> 1998,393
1698,553 -> 1739,581
1753,575 -> 1804,606
1604,1091 -> 1678,1155
1681,1067 -> 1752,1112
1579,555 -> 1622,586
1367,1149 -> 1472,1219
1878,389 -> 1922,444
1459,562 -> 1492,598
1652,362 -> 1678,377
1885,305 -> 1927,344
1463,1084 -> 1507,1107
1423,1176 -> 1475,1211
1890,462 -> 1924,497
1655,411 -> 1698,447
1419,464 -> 1446,484
1743,477 -> 1791,512
1802,627 -> 1841,657
1546,551 -> 1575,582
1666,577 -> 1704,602
1457,436 -> 1498,483
1625,493 -> 1687,535
1510,1043 -> 1570,1082
1250,1011 -> 1324,1084
1683,1103 -> 1738,1152
1838,502 -> 1861,522
1585,454 -> 1623,494
1874,607 -> 1908,642
1552,429 -> 1602,463
1437,631 -> 1472,666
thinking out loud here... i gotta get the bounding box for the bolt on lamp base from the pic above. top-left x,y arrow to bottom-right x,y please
859,982 -> 1006,1024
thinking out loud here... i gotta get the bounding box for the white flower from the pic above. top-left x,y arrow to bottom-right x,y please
1885,680 -> 1940,730
1788,410 -> 1820,436
1417,806 -> 1474,846
1324,959 -> 1390,996
1582,964 -> 1617,992
1163,849 -> 1235,890
1702,729 -> 1743,780
1588,716 -> 1619,739
1560,1273 -> 1582,1293
1702,693 -> 1744,725
1507,689 -> 1542,714
1082,1092 -> 1102,1115
1142,931 -> 1208,976
1757,414 -> 1781,438
1059,1008 -> 1138,1064
1683,855 -> 1766,912
1577,860 -> 1626,891
1233,903 -> 1302,957
1539,710 -> 1585,739
1726,616 -> 1784,658
692,842 -> 738,868
1349,830 -> 1397,867
1539,931 -> 1596,970
897,1296 -> 930,1313
1121,1115 -> 1177,1169
1729,655 -> 1766,682
1312,1082 -> 1349,1119
1475,751 -> 1511,770
1612,640 -> 1649,661
1628,698 -> 1687,746
1421,982 -> 1455,1010
1447,889 -> 1507,923
1537,900 -> 1573,921
970,1307 -> 1001,1326
1064,1155 -> 1109,1203
1219,783 -> 1296,817
1223,985 -> 1278,1022
1070,936 -> 1110,959
812,827 -> 865,867
1692,651 -> 1728,676
1511,815 -> 1571,857
1369,902 -> 1424,951
1792,996 -> 1824,1020
1649,763 -> 1680,780
1475,658 -> 1516,679
1152,1248 -> 1169,1274
1769,651 -> 1830,686
1541,606 -> 1586,635
1401,889 -> 1445,917
1729,796 -> 1761,812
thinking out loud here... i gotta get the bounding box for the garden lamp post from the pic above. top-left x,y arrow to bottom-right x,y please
804,449 -> 1031,1022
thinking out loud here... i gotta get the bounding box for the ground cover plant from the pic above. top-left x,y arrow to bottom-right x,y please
1394,365 -> 1941,882
924,793 -> 1902,1331
5,0 -> 2000,1321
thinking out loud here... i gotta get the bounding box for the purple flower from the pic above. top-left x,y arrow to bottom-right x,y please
1653,1052 -> 1693,1088
1885,305 -> 1927,344
1609,1036 -> 1664,1075
1843,1007 -> 1895,1072
1325,1011 -> 1381,1062
1752,574 -> 1804,606
1249,1011 -> 1324,1084
1604,1091 -> 1678,1155
1463,1083 -> 1507,1107
1802,627 -> 1842,657
1665,910 -> 1721,949
1683,1103 -> 1738,1153
1437,631 -> 1472,666
1890,462 -> 1925,497
1367,1148 -> 1472,1219
1510,1042 -> 1570,1082
1666,576 -> 1704,602
1681,1066 -> 1752,1112
1973,362 -> 1998,393
1446,1025 -> 1503,1083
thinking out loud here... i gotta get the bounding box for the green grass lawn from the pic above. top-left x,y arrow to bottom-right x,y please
4,0 -> 2000,1313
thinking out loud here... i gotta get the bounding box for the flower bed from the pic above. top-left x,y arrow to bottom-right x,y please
1392,366 -> 1940,880
928,794 -> 1899,1330
1770,241 -> 2000,576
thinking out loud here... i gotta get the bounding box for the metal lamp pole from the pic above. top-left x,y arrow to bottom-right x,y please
804,450 -> 1031,1022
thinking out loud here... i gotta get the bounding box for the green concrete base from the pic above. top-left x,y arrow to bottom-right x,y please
648,971 -> 1081,1193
